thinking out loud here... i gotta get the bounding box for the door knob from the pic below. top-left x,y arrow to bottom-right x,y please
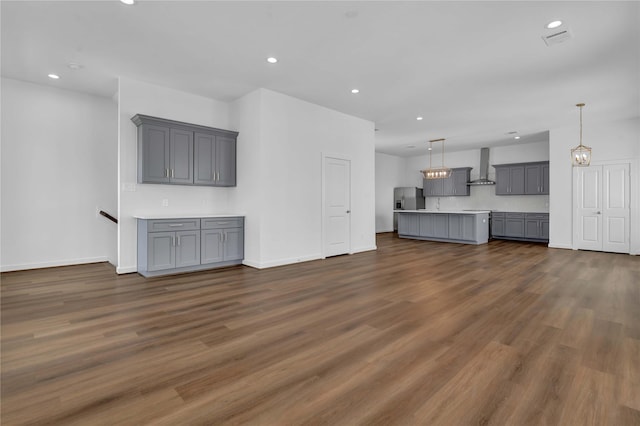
596,211 -> 601,214
346,210 -> 351,213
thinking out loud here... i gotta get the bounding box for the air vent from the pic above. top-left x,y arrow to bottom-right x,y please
542,28 -> 573,46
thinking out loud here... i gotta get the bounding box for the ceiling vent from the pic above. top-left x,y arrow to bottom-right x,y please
542,28 -> 573,47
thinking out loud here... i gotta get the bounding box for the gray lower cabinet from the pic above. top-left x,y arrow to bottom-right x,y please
398,212 -> 488,244
137,216 -> 244,277
492,212 -> 548,242
494,162 -> 549,196
423,167 -> 472,197
133,114 -> 238,187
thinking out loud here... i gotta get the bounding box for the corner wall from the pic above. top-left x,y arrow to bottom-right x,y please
1,78 -> 117,271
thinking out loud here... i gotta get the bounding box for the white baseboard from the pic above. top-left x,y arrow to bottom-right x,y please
351,245 -> 378,254
116,265 -> 138,274
243,254 -> 323,269
547,243 -> 573,250
1,256 -> 109,273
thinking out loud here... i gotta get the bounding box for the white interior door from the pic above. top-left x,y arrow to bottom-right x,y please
574,163 -> 630,253
602,164 -> 630,253
324,156 -> 351,257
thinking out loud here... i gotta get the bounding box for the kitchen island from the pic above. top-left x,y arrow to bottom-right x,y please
394,210 -> 490,245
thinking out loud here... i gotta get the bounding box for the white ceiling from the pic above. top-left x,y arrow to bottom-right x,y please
2,1 -> 638,156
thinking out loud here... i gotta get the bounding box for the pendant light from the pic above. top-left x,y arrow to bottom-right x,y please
571,103 -> 591,166
421,138 -> 451,179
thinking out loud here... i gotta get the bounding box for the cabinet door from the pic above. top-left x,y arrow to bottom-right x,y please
141,124 -> 170,183
495,167 -> 510,195
452,169 -> 470,196
170,129 -> 194,184
201,229 -> 224,264
223,227 -> 244,261
194,132 -> 216,185
492,217 -> 505,236
541,164 -> 550,194
147,232 -> 175,271
449,214 -> 462,239
505,218 -> 525,237
525,219 -> 540,239
419,214 -> 435,237
510,166 -> 525,194
216,136 -> 237,187
175,230 -> 200,268
540,220 -> 550,240
398,214 -> 419,236
443,174 -> 455,196
461,215 -> 475,240
525,165 -> 541,194
433,214 -> 449,238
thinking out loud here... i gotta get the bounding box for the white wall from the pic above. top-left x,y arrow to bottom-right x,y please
549,116 -> 640,253
231,89 -> 376,268
375,152 -> 405,232
1,78 -> 117,271
117,77 -> 232,273
374,141 -> 550,225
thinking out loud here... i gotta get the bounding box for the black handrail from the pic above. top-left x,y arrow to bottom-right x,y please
99,210 -> 118,224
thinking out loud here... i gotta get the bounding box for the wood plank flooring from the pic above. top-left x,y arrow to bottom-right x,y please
2,234 -> 639,425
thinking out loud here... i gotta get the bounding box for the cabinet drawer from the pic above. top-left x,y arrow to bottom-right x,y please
525,213 -> 549,220
147,219 -> 200,232
492,212 -> 505,218
202,217 -> 244,229
505,213 -> 525,219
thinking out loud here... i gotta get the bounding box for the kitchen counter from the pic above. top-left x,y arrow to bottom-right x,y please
394,209 -> 491,214
133,213 -> 245,219
395,210 -> 489,244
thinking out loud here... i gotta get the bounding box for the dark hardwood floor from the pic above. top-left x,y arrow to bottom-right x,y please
2,234 -> 639,425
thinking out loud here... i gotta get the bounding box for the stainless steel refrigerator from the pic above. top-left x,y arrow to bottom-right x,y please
393,187 -> 425,231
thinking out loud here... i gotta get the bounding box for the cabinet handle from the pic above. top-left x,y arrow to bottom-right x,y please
171,169 -> 175,178
172,236 -> 175,246
177,236 -> 181,246
168,224 -> 184,227
165,168 -> 169,178
216,222 -> 229,225
216,171 -> 220,181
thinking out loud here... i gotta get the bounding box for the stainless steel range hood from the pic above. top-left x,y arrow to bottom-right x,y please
468,147 -> 496,186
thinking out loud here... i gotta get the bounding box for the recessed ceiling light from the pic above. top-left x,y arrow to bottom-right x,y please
120,0 -> 135,5
48,74 -> 60,79
514,136 -> 521,140
416,116 -> 423,121
427,147 -> 432,151
546,20 -> 562,29
351,89 -> 360,94
266,57 -> 278,64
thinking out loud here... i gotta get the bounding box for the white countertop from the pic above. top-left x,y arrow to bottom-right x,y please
133,213 -> 245,219
394,209 -> 491,214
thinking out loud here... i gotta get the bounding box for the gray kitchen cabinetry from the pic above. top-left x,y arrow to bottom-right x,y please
137,216 -> 244,277
494,164 -> 525,195
525,213 -> 549,240
491,212 -> 548,242
398,213 -> 420,236
423,167 -> 472,197
397,212 -> 488,244
194,132 -> 237,186
132,114 -> 238,187
494,162 -> 549,196
524,162 -> 549,195
201,217 -> 244,264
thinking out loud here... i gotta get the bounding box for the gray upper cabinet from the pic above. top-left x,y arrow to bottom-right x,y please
140,124 -> 171,183
170,129 -> 194,184
423,167 -> 471,197
494,162 -> 548,195
132,114 -> 238,187
524,162 -> 549,195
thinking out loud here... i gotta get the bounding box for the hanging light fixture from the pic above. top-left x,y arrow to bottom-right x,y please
420,138 -> 451,179
571,103 -> 591,166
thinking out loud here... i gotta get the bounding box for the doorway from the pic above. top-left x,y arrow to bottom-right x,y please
323,155 -> 351,257
573,163 -> 630,253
